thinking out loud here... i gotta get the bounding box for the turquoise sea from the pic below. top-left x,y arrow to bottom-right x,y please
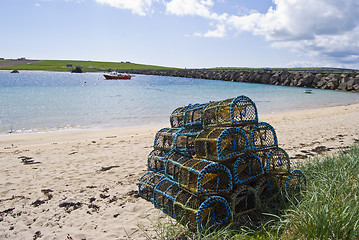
1,71 -> 358,134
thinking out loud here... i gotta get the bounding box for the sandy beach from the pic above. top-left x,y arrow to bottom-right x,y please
1,103 -> 358,239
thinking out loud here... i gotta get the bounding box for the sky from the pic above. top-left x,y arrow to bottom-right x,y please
1,0 -> 359,69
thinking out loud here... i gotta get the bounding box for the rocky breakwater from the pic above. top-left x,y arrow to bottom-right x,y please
119,69 -> 359,92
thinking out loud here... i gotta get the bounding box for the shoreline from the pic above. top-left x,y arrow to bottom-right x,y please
1,103 -> 358,239
2,103 -> 358,158
2,100 -> 358,136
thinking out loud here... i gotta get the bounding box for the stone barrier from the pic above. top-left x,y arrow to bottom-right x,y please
118,69 -> 359,92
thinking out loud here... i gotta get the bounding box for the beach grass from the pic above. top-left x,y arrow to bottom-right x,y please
0,60 -> 175,72
145,145 -> 359,239
281,145 -> 359,239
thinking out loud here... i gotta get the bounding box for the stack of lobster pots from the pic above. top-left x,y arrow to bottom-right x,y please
138,95 -> 306,232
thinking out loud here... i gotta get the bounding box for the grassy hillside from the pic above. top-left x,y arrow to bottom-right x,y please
0,60 -> 176,72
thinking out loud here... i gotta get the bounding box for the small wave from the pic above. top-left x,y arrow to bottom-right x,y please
2,124 -> 81,135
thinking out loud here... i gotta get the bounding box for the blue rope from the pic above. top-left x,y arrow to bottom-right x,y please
242,106 -> 247,117
211,210 -> 216,223
247,164 -> 251,175
262,130 -> 267,140
277,156 -> 283,166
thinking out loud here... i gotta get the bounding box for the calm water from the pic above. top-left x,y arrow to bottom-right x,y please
1,71 -> 358,134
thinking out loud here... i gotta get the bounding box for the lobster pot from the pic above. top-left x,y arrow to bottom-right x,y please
285,169 -> 307,199
153,179 -> 232,231
266,147 -> 291,175
255,176 -> 281,209
153,128 -> 182,151
173,190 -> 200,230
165,151 -> 193,181
170,103 -> 208,128
183,103 -> 208,127
173,190 -> 232,231
250,122 -> 278,151
254,149 -> 271,168
138,172 -> 165,202
194,127 -> 249,162
153,178 -> 183,217
230,186 -> 257,222
233,154 -> 264,185
173,127 -> 202,153
170,105 -> 188,128
147,149 -> 169,173
202,95 -> 258,128
176,158 -> 233,195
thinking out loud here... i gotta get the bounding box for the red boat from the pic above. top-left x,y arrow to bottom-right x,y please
103,74 -> 131,80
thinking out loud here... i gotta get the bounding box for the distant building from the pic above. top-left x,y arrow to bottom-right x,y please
17,57 -> 26,60
0,58 -> 4,60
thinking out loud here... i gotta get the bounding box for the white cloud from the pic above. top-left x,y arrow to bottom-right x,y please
228,0 -> 359,41
226,0 -> 359,64
166,0 -> 213,18
194,23 -> 226,38
95,0 -> 157,16
165,0 -> 227,20
165,0 -> 228,38
65,0 -> 86,2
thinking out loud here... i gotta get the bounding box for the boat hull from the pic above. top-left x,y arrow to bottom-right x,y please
103,74 -> 131,80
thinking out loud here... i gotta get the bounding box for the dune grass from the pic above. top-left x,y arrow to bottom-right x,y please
142,145 -> 359,239
1,60 -> 175,72
280,146 -> 359,239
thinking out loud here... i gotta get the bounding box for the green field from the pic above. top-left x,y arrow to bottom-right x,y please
0,60 -> 176,72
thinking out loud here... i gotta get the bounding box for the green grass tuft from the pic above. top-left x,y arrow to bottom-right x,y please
281,146 -> 359,239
